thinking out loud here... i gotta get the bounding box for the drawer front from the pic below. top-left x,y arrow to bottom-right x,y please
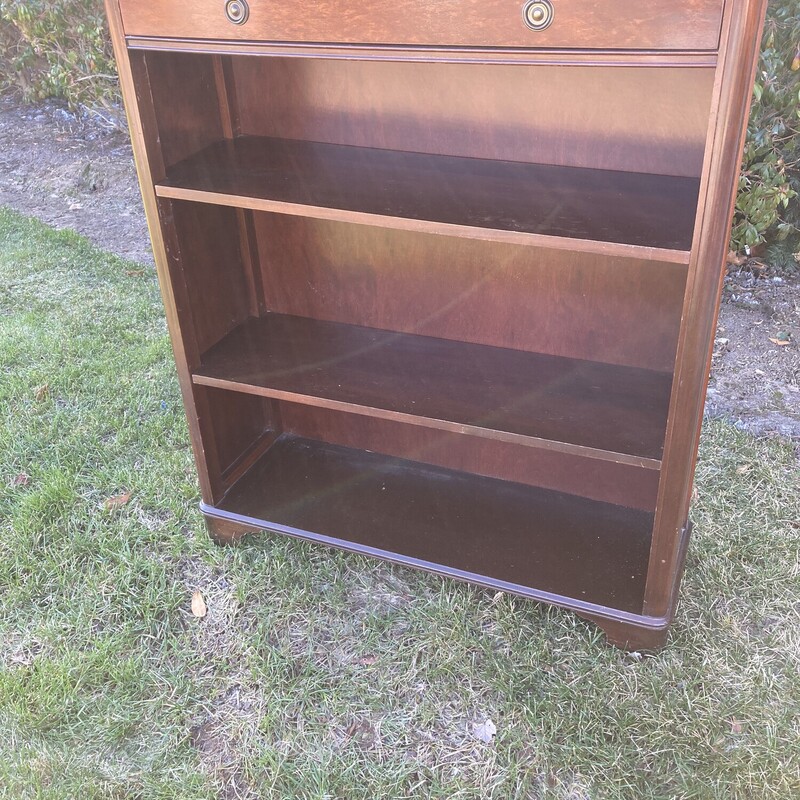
119,0 -> 724,51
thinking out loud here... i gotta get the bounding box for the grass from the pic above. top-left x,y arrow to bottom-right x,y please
0,206 -> 799,799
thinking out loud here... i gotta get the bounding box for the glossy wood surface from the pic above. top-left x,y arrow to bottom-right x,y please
232,58 -> 714,178
280,404 -> 660,511
105,0 -> 770,649
157,136 -> 699,259
119,0 -> 724,51
253,214 -> 687,372
213,434 -> 653,614
645,0 -> 771,616
127,37 -> 719,68
193,312 -> 672,465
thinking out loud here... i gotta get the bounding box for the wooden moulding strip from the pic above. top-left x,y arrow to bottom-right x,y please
126,36 -> 718,68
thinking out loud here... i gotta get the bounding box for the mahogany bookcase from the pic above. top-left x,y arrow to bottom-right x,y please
105,0 -> 768,649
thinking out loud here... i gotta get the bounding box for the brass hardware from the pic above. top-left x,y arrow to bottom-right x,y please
225,0 -> 249,25
523,0 -> 554,31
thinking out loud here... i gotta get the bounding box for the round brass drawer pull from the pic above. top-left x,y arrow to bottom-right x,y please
523,0 -> 554,31
225,0 -> 249,25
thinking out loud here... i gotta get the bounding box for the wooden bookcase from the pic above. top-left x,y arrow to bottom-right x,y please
105,0 -> 768,649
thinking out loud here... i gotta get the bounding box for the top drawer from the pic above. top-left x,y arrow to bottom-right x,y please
119,0 -> 725,51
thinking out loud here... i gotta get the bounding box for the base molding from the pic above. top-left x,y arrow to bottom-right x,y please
201,504 -> 692,651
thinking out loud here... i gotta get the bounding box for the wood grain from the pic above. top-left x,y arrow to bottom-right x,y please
645,0 -> 771,616
253,214 -> 687,371
118,0 -> 724,51
233,58 -> 714,178
281,404 -> 661,511
192,312 -> 673,465
156,136 -> 700,256
214,434 -> 654,614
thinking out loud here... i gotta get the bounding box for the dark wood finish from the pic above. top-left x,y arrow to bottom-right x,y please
127,37 -> 719,68
118,0 -> 724,51
232,58 -> 714,178
252,214 -> 687,372
280,404 -> 660,511
106,0 -> 769,649
205,514 -> 255,546
157,136 -> 700,259
210,434 -> 654,614
142,51 -> 224,170
193,312 -> 672,466
645,0 -> 771,617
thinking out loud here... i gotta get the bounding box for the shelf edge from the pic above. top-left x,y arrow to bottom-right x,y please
155,184 -> 692,265
192,372 -> 664,470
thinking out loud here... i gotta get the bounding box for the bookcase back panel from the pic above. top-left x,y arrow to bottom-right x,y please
253,214 -> 686,371
232,57 -> 714,178
280,403 -> 660,512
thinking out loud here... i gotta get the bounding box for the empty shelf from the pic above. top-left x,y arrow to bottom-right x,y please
156,136 -> 699,261
192,313 -> 673,466
208,434 -> 653,614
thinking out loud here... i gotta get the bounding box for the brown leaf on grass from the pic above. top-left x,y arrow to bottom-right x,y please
125,269 -> 145,277
769,337 -> 791,346
472,718 -> 497,744
104,492 -> 131,510
730,719 -> 745,735
191,591 -> 207,618
12,472 -> 30,487
727,250 -> 748,267
34,384 -> 49,401
357,654 -> 378,666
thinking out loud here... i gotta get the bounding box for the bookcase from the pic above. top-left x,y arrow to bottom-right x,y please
105,0 -> 768,649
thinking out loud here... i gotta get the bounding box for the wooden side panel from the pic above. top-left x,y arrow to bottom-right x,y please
281,404 -> 660,512
254,214 -> 687,372
143,50 -> 225,169
118,0 -> 724,51
645,0 -> 771,617
233,58 -> 715,177
167,201 -> 252,357
202,387 -> 275,474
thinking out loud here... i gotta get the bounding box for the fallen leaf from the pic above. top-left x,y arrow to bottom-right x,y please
727,250 -> 748,267
104,492 -> 131,510
191,591 -> 207,618
730,719 -> 745,735
357,654 -> 378,666
125,269 -> 145,277
736,464 -> 752,475
34,384 -> 49,401
769,338 -> 791,346
472,718 -> 497,744
12,472 -> 30,487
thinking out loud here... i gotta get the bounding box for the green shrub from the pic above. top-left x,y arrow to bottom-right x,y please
0,0 -> 116,110
732,0 -> 799,257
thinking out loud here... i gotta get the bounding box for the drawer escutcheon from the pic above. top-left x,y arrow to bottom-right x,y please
225,0 -> 249,25
523,0 -> 554,31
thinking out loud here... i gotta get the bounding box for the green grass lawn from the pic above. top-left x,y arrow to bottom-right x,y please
0,206 -> 798,799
